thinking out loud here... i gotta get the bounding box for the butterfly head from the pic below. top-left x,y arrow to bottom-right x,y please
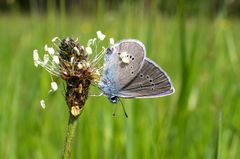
108,95 -> 118,104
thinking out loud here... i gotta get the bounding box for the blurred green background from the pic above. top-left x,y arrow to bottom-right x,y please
0,0 -> 240,158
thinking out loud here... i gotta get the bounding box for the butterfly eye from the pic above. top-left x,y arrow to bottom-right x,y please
146,75 -> 150,79
140,74 -> 144,78
109,96 -> 118,103
149,79 -> 153,83
131,71 -> 134,75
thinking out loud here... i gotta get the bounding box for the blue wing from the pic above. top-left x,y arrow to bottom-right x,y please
98,39 -> 146,96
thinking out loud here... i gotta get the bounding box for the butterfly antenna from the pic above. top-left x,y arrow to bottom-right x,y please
119,99 -> 128,118
112,104 -> 118,117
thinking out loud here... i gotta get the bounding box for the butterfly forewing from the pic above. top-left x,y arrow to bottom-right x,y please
115,40 -> 146,88
99,39 -> 146,95
117,58 -> 175,98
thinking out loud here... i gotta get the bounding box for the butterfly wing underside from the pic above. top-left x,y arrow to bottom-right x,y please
117,58 -> 175,98
99,39 -> 146,95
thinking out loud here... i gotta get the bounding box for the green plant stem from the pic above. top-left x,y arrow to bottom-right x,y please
62,113 -> 79,159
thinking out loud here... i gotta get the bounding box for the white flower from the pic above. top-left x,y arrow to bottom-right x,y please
47,47 -> 55,55
43,54 -> 49,65
96,31 -> 105,41
86,46 -> 92,55
40,99 -> 46,109
109,38 -> 114,45
122,57 -> 130,64
53,55 -> 59,64
33,49 -> 40,67
51,81 -> 58,91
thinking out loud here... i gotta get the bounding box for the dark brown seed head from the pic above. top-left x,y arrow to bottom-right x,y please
57,37 -> 94,117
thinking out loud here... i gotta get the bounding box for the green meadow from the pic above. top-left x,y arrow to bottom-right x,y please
0,1 -> 240,159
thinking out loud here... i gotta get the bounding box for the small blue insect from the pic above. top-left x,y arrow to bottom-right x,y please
98,39 -> 175,104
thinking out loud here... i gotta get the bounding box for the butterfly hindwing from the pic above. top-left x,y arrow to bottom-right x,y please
117,58 -> 175,98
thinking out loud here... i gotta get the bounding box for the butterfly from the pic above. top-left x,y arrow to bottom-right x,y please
98,39 -> 175,103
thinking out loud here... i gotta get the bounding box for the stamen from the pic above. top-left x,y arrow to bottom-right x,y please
40,99 -> 46,109
43,54 -> 49,65
96,31 -> 106,41
86,46 -> 93,55
47,47 -> 55,55
91,48 -> 105,65
53,55 -> 60,64
109,38 -> 114,45
51,81 -> 58,91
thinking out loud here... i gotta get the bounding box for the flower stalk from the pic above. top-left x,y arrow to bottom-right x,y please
62,113 -> 79,159
57,38 -> 94,158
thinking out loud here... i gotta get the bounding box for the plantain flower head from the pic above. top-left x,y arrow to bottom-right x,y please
33,31 -> 112,116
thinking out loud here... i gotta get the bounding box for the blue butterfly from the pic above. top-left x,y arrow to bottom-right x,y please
98,39 -> 175,103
